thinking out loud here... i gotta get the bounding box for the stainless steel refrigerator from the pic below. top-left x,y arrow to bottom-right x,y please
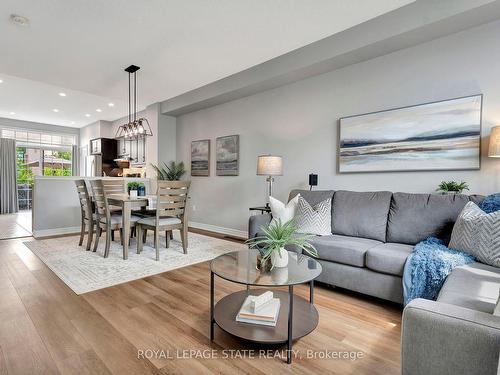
86,154 -> 102,177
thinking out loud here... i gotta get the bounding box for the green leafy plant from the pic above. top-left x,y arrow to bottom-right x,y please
246,219 -> 318,266
151,161 -> 186,181
436,181 -> 470,194
127,181 -> 141,190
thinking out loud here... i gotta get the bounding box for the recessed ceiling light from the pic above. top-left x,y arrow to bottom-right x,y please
10,14 -> 30,27
0,79 -> 3,84
53,109 -> 59,113
70,121 -> 75,125
58,92 -> 66,97
9,112 -> 15,115
85,114 -> 91,117
96,108 -> 102,112
108,102 -> 114,107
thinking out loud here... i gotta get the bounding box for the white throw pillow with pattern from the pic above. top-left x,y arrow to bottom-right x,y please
295,196 -> 332,236
449,202 -> 500,267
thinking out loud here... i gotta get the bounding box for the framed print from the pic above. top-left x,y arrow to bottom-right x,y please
216,135 -> 239,176
191,139 -> 210,176
338,94 -> 482,173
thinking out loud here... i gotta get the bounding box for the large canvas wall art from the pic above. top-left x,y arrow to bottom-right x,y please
191,139 -> 210,176
338,95 -> 482,173
216,135 -> 239,176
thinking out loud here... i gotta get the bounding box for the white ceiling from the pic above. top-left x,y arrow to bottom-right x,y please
0,0 -> 413,128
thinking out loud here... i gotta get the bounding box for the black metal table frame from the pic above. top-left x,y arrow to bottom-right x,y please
210,271 -> 315,364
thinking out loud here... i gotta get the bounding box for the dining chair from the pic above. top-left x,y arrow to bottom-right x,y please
136,180 -> 190,261
90,179 -> 140,258
102,178 -> 125,240
74,179 -> 94,251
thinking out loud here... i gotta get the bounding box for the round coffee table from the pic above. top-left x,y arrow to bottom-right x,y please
210,249 -> 322,364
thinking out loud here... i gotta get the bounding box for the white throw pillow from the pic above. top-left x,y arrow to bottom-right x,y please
269,194 -> 300,225
449,202 -> 500,267
295,196 -> 332,236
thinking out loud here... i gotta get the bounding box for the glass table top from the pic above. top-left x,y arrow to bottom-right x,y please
210,249 -> 322,286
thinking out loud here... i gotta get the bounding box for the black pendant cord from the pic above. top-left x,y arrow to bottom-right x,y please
134,71 -> 137,123
128,72 -> 131,124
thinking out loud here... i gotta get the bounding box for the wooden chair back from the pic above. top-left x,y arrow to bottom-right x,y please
74,179 -> 93,220
102,179 -> 125,210
102,179 -> 125,194
156,181 -> 190,221
90,179 -> 111,222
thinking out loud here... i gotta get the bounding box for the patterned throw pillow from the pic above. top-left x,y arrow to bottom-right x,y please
449,202 -> 500,267
295,196 -> 332,236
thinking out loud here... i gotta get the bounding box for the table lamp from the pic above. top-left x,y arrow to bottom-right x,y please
257,155 -> 283,206
489,126 -> 500,158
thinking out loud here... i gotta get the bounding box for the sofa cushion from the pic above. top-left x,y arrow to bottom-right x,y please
437,262 -> 500,313
387,192 -> 484,245
366,243 -> 414,276
332,190 -> 392,242
308,234 -> 381,267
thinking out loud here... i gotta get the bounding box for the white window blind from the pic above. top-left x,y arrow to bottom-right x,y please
1,128 -> 76,148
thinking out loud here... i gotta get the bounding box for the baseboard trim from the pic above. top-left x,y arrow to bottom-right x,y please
33,226 -> 81,239
33,223 -> 248,240
188,221 -> 247,240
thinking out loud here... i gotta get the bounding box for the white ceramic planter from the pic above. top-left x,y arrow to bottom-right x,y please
271,267 -> 289,284
271,248 -> 289,268
129,190 -> 138,198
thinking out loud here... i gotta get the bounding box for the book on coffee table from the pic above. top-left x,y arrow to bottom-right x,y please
236,295 -> 280,326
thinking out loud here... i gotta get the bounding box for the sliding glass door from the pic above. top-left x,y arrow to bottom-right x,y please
16,147 -> 39,210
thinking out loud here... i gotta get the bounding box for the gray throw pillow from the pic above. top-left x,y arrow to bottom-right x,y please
295,196 -> 332,236
449,202 -> 500,267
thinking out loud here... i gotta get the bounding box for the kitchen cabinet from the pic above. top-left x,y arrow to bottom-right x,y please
117,137 -> 146,166
90,138 -> 118,162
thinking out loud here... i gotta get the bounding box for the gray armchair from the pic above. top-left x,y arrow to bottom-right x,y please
402,298 -> 500,375
248,213 -> 272,239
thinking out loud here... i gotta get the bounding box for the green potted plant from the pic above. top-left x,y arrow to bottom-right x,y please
246,219 -> 317,269
151,161 -> 186,181
127,181 -> 141,197
436,181 -> 470,194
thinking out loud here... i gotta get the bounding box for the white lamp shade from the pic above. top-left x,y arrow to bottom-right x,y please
489,126 -> 500,157
257,155 -> 283,176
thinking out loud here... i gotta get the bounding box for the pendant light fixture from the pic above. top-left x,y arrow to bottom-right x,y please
115,65 -> 153,140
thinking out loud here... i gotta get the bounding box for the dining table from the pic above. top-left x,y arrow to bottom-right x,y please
106,194 -> 150,260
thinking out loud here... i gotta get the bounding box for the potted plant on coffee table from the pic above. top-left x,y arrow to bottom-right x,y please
246,219 -> 318,269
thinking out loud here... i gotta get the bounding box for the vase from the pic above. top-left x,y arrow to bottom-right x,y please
271,267 -> 289,284
129,189 -> 138,198
271,248 -> 289,268
138,185 -> 146,196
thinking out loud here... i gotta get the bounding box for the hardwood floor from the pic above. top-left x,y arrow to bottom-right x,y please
0,234 -> 402,374
0,212 -> 32,240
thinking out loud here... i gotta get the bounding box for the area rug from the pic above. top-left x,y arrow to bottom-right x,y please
23,232 -> 246,294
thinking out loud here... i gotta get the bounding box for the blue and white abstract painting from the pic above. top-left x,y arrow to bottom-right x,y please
339,95 -> 482,173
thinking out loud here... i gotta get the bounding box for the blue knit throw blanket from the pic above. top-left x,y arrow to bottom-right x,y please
402,237 -> 475,305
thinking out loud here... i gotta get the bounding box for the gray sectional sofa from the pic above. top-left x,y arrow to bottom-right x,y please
248,190 -> 500,375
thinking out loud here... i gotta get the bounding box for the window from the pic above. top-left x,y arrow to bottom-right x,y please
1,128 -> 76,146
2,127 -> 77,210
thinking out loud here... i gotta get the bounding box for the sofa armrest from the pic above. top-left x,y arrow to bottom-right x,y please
402,298 -> 500,375
248,213 -> 272,239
